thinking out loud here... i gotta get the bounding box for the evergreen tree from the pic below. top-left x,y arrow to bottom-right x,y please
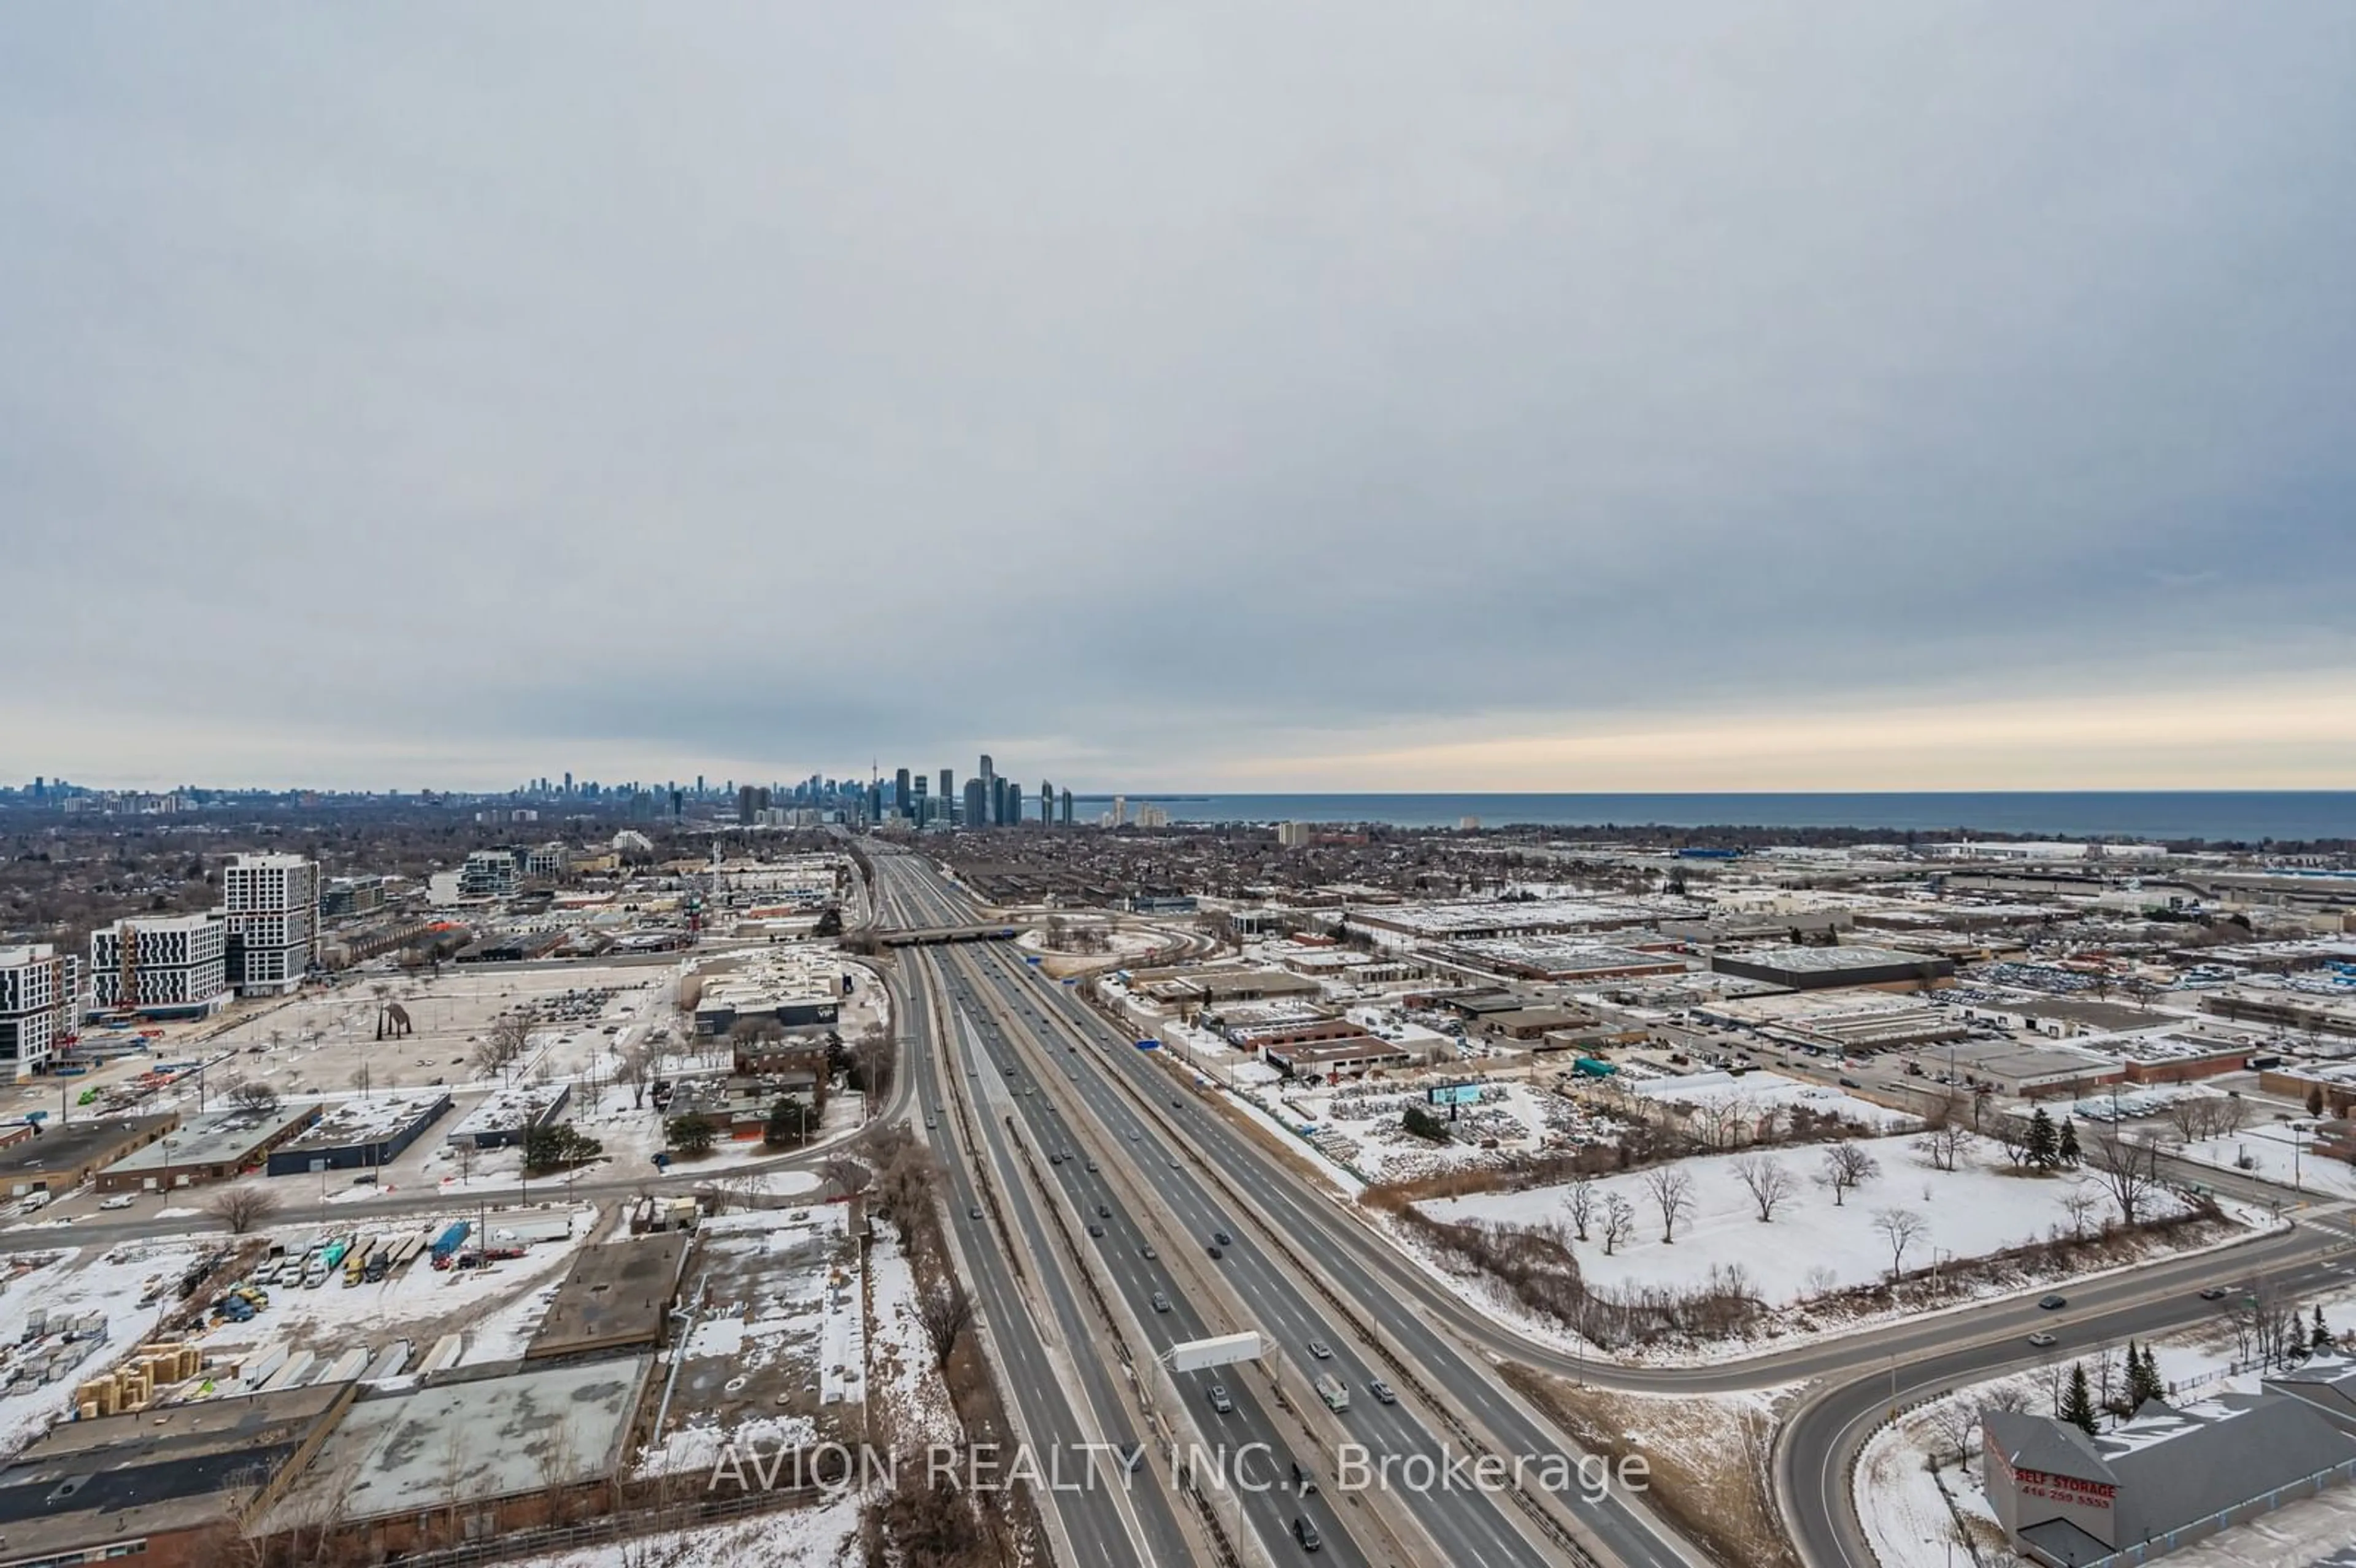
2128,1343 -> 2164,1407
2063,1363 -> 2099,1435
2057,1116 -> 2081,1166
2314,1305 -> 2335,1352
2287,1315 -> 2311,1360
2026,1107 -> 2059,1169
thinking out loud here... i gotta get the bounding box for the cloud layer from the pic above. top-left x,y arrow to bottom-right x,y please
4,4 -> 2352,790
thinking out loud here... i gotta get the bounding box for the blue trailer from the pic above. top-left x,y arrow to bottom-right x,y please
428,1221 -> 472,1266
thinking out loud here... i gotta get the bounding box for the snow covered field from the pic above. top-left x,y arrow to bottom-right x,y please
1419,1134 -> 2189,1306
1623,1069 -> 1917,1134
636,1205 -> 862,1478
2176,1123 -> 2356,1202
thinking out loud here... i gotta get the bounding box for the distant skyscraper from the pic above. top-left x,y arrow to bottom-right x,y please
1039,780 -> 1053,824
893,768 -> 911,818
963,778 -> 987,829
939,769 -> 955,823
1005,782 -> 1023,824
1111,794 -> 1128,827
1060,788 -> 1074,826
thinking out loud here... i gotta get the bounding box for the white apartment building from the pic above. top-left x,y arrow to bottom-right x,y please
88,912 -> 229,1017
458,850 -> 522,899
221,851 -> 321,996
0,944 -> 80,1080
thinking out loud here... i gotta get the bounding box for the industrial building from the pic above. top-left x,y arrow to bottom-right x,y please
258,1361 -> 650,1558
0,1114 -> 179,1197
87,912 -> 229,1018
1707,944 -> 1956,992
0,942 -> 79,1080
526,1233 -> 691,1359
444,1082 -> 572,1150
1937,1039 -> 2123,1099
1262,1036 -> 1417,1079
265,1091 -> 452,1175
0,1381 -> 355,1568
98,1102 -> 320,1191
220,851 -> 321,996
1984,1388 -> 2356,1566
1444,937 -> 1690,983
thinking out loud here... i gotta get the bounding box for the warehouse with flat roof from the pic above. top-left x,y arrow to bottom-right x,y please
99,1102 -> 319,1191
1709,945 -> 1955,992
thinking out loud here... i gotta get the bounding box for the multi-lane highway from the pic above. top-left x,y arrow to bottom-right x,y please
876,850 -> 1677,1568
869,847 -> 2356,1568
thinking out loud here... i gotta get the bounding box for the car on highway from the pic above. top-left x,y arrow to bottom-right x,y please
1140,1243 -> 1157,1259
1087,1223 -> 1106,1237
924,1117 -> 936,1129
99,1194 -> 137,1210
2038,1294 -> 2068,1310
1368,1380 -> 1397,1404
1151,1292 -> 1171,1313
968,1205 -> 984,1220
1208,1384 -> 1233,1414
1207,1244 -> 1223,1259
1293,1517 -> 1322,1551
2027,1331 -> 2057,1348
1085,1159 -> 1098,1172
1171,1097 -> 1182,1108
2200,1286 -> 2230,1300
1097,1204 -> 1112,1218
1306,1339 -> 1333,1359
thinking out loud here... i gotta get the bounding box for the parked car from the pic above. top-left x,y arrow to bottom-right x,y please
99,1194 -> 136,1210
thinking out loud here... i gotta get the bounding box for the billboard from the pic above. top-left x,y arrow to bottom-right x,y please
1167,1331 -> 1264,1374
1427,1083 -> 1483,1107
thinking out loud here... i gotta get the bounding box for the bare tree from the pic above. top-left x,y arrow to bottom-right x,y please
1565,1173 -> 1598,1242
915,1282 -> 974,1370
1641,1167 -> 1696,1244
1822,1141 -> 1879,1205
617,1041 -> 656,1110
206,1186 -> 282,1235
2085,1124 -> 2163,1227
228,1080 -> 282,1113
2058,1183 -> 2103,1240
1872,1207 -> 1928,1280
1600,1193 -> 1636,1256
1917,1119 -> 1971,1175
1925,1398 -> 1979,1464
1733,1155 -> 1797,1223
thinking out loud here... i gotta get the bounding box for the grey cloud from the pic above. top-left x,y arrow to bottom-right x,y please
2,2 -> 2352,786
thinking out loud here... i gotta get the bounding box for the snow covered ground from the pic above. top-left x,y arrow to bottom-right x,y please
636,1205 -> 861,1478
1857,1284 -> 2356,1567
1623,1069 -> 1917,1134
507,1491 -> 863,1568
866,1221 -> 959,1450
0,1205 -> 599,1458
2176,1122 -> 2356,1202
1420,1134 -> 2168,1306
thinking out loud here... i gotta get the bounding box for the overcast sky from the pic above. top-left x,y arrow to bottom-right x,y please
4,4 -> 2352,793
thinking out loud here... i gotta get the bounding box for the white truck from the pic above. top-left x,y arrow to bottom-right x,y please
1314,1372 -> 1351,1412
